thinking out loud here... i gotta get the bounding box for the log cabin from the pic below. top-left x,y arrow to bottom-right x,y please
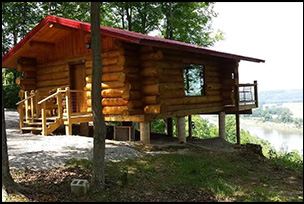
2,15 -> 265,144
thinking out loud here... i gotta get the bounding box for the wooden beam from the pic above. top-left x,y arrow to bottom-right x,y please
29,40 -> 55,49
48,22 -> 77,32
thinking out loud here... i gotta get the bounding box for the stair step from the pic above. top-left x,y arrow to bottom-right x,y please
25,122 -> 55,126
23,118 -> 57,123
21,127 -> 43,131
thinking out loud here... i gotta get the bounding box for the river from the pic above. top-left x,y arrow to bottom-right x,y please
201,115 -> 303,155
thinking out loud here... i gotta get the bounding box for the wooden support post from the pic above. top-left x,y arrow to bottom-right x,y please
234,61 -> 241,145
80,122 -> 89,136
30,90 -> 35,121
65,87 -> 72,135
254,80 -> 258,107
177,116 -> 186,143
236,113 -> 240,145
18,104 -> 24,131
140,122 -> 150,144
167,118 -> 173,137
57,88 -> 63,119
219,112 -> 226,140
188,115 -> 192,138
35,90 -> 40,117
24,91 -> 29,122
41,102 -> 47,136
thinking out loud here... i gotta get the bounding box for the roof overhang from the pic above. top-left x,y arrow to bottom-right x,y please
2,15 -> 265,69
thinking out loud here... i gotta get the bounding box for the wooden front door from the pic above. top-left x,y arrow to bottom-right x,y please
69,63 -> 87,113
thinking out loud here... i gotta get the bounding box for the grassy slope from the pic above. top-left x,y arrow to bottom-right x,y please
8,143 -> 303,202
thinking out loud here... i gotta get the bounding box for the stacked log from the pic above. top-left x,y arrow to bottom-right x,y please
36,61 -> 70,93
147,48 -> 225,113
85,41 -> 143,115
140,47 -> 169,114
16,57 -> 37,92
220,62 -> 237,106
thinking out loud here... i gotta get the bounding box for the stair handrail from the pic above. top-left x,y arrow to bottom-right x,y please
37,89 -> 66,105
16,90 -> 39,130
37,87 -> 70,135
16,91 -> 36,105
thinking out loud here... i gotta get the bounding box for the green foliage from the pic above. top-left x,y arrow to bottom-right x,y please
2,2 -> 224,58
225,115 -> 237,143
268,149 -> 303,172
186,115 -> 218,139
244,105 -> 303,128
160,2 -> 224,46
2,69 -> 21,108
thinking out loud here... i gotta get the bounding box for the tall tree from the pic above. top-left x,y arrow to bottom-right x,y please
2,93 -> 27,198
161,2 -> 223,47
90,2 -> 106,192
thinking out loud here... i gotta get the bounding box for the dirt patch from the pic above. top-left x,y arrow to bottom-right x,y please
5,110 -> 142,171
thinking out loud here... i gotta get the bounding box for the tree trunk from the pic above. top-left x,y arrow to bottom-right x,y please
91,2 -> 106,192
168,2 -> 173,39
125,2 -> 132,31
2,94 -> 26,196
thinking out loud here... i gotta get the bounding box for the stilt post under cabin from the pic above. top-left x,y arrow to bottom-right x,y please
236,113 -> 240,145
219,111 -> 226,140
65,87 -> 72,136
188,115 -> 192,138
167,118 -> 173,137
140,122 -> 150,144
177,116 -> 186,143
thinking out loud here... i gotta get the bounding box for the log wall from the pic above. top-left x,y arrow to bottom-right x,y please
16,57 -> 37,95
140,47 -> 227,115
85,41 -> 143,116
17,28 -> 238,121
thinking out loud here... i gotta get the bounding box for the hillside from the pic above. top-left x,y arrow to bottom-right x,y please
259,89 -> 303,104
7,138 -> 303,202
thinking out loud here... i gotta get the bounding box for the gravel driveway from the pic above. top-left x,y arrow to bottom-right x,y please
5,110 -> 142,171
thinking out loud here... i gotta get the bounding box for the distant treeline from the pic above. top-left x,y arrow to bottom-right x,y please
258,89 -> 303,105
243,105 -> 303,128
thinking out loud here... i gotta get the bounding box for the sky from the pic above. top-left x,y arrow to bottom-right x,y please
211,2 -> 303,91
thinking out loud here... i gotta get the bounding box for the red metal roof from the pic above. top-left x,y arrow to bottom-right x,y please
2,15 -> 265,66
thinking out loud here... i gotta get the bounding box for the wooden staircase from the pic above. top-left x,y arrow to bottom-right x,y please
17,87 -> 92,136
21,117 -> 62,135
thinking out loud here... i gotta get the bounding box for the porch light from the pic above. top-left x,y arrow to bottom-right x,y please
85,41 -> 91,49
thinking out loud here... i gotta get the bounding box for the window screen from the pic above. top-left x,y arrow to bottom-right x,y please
183,64 -> 204,96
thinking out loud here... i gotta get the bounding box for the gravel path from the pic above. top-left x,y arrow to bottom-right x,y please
5,110 -> 142,171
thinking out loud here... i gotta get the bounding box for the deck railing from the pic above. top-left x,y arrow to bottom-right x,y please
17,87 -> 91,135
238,80 -> 258,107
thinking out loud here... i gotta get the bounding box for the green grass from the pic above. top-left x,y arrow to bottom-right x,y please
10,145 -> 303,202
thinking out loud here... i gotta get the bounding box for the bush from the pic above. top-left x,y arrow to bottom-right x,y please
3,83 -> 20,109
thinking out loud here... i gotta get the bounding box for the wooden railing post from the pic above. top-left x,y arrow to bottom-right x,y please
57,88 -> 63,119
65,87 -> 72,135
24,91 -> 29,122
254,80 -> 258,108
41,101 -> 47,136
18,104 -> 24,131
35,90 -> 40,117
30,90 -> 35,121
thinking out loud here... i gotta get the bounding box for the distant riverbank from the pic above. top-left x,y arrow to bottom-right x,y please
201,115 -> 303,154
241,117 -> 303,133
201,115 -> 303,133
